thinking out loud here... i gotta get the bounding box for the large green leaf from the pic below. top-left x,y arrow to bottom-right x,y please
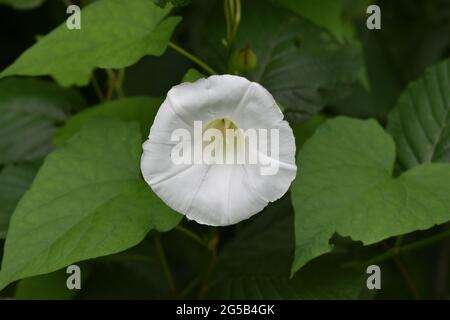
207,195 -> 364,299
275,0 -> 346,42
291,117 -> 450,275
0,118 -> 181,290
0,162 -> 41,239
191,0 -> 363,122
0,78 -> 85,164
0,0 -> 181,86
387,60 -> 450,170
240,0 -> 362,122
53,96 -> 162,147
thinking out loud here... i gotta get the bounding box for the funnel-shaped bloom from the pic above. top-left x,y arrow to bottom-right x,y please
141,75 -> 297,226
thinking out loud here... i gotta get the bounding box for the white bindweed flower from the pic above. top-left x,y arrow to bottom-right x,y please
141,74 -> 297,226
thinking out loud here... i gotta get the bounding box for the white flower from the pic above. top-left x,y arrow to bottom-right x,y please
141,74 -> 297,226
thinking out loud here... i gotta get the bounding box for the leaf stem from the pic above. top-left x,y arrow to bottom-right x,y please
168,41 -> 217,75
154,235 -> 177,297
229,0 -> 241,48
90,73 -> 104,101
198,231 -> 219,299
175,225 -> 205,247
115,68 -> 125,98
180,275 -> 202,298
381,242 -> 421,300
105,69 -> 116,101
223,0 -> 241,51
224,0 -> 232,43
104,69 -> 126,100
366,228 -> 450,266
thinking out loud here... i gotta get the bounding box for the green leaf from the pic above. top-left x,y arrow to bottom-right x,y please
53,96 -> 162,147
0,118 -> 181,290
291,117 -> 450,275
292,113 -> 327,152
14,266 -> 88,300
275,0 -> 347,42
0,0 -> 45,10
207,196 -> 364,299
0,0 -> 181,86
191,0 -> 363,122
79,239 -> 171,299
0,78 -> 85,164
181,68 -> 204,83
0,162 -> 41,239
238,0 -> 363,122
387,60 -> 450,170
329,27 -> 401,120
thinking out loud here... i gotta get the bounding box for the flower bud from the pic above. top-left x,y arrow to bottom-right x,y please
228,47 -> 258,74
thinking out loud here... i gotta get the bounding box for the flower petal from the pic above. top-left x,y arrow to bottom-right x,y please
141,74 -> 297,226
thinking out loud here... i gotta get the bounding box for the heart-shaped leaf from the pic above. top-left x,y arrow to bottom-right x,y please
291,117 -> 450,275
0,118 -> 181,290
0,0 -> 181,86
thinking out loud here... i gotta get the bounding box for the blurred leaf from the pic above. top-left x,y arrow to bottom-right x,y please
292,113 -> 327,152
0,118 -> 181,290
154,0 -> 190,8
191,0 -> 363,122
275,0 -> 347,42
181,68 -> 204,83
14,266 -> 89,300
54,96 -> 162,147
0,0 -> 45,10
0,78 -> 85,164
0,0 -> 181,86
0,161 -> 41,239
207,195 -> 364,299
376,0 -> 450,82
123,49 -> 193,98
238,0 -> 363,122
329,27 -> 401,120
291,117 -> 450,274
387,60 -> 450,170
79,240 -> 171,299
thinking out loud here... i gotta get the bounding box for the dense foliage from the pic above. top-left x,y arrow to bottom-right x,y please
0,0 -> 449,299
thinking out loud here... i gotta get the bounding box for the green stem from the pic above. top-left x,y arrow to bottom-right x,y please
229,0 -> 241,47
116,68 -> 125,98
224,0 -> 232,43
180,275 -> 202,298
105,69 -> 116,101
381,242 -> 421,299
366,228 -> 450,266
90,73 -> 104,101
175,225 -> 205,247
154,235 -> 177,297
198,231 -> 219,299
168,41 -> 217,75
